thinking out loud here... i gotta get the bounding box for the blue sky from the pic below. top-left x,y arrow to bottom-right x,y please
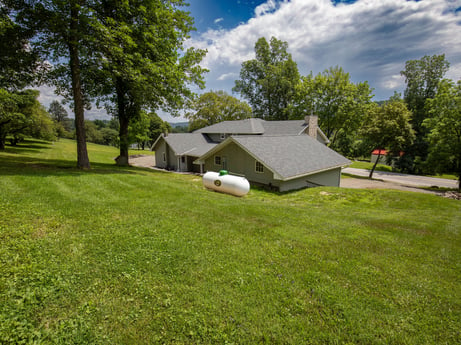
38,0 -> 461,122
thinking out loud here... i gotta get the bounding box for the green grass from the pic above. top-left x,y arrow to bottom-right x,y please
1,139 -> 460,344
349,161 -> 393,172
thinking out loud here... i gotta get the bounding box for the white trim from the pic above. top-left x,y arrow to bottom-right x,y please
255,160 -> 264,173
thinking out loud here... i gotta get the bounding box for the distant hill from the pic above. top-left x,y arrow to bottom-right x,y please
169,121 -> 189,128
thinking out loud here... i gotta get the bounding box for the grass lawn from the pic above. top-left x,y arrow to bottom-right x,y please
1,139 -> 460,344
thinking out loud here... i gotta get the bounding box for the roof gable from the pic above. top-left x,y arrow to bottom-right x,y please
152,133 -> 217,157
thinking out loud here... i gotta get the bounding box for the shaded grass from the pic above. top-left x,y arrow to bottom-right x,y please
1,139 -> 460,344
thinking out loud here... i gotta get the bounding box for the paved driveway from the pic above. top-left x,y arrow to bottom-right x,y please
342,168 -> 459,189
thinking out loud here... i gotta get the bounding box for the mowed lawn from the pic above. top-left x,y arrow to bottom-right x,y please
1,139 -> 460,344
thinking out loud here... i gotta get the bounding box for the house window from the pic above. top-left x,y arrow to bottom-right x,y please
214,156 -> 221,166
181,156 -> 185,163
162,152 -> 166,162
255,161 -> 264,173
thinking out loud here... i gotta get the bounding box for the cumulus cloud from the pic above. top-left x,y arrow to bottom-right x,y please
187,0 -> 461,100
214,17 -> 224,24
38,85 -> 110,120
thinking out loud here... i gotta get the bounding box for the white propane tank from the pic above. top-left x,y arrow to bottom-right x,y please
203,171 -> 250,197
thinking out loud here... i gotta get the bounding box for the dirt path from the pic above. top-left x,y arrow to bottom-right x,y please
129,155 -> 155,168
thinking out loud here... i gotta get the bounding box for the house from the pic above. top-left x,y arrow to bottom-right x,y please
194,135 -> 350,192
151,116 -> 350,191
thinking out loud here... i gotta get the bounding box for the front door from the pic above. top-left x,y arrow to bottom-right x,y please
222,156 -> 228,170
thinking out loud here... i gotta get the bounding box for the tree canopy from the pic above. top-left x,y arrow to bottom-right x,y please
186,90 -> 252,131
233,36 -> 299,120
293,66 -> 373,152
424,79 -> 461,190
360,99 -> 415,178
86,0 -> 207,165
0,6 -> 43,91
0,88 -> 55,149
399,54 -> 450,173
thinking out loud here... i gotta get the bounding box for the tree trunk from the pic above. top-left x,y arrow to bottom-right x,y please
115,77 -> 130,166
68,1 -> 90,169
369,151 -> 382,179
0,136 -> 5,150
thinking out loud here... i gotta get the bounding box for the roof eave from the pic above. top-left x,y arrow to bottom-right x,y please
151,134 -> 166,151
276,161 -> 351,181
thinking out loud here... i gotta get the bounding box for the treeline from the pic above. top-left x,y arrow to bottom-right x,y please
50,100 -> 171,149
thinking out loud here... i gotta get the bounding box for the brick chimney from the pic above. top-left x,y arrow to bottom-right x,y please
305,115 -> 318,139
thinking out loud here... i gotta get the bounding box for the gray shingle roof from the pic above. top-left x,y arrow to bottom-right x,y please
229,135 -> 350,180
194,118 -> 265,134
260,120 -> 307,135
154,133 -> 217,157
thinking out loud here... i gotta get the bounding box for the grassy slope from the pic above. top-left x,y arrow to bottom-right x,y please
1,139 -> 460,344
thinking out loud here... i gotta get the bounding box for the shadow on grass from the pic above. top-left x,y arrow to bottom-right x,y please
2,139 -> 54,155
0,155 -> 143,177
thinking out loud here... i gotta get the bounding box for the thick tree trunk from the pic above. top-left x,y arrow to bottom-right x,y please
116,115 -> 130,166
69,1 -> 90,169
0,137 -> 5,150
115,77 -> 130,166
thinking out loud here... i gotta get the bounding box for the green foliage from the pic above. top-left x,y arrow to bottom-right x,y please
148,112 -> 171,144
400,54 -> 450,173
360,100 -> 415,178
0,7 -> 42,90
48,100 -> 68,123
0,88 -> 56,149
401,54 -> 450,133
0,139 -> 460,344
234,37 -> 300,120
424,79 -> 461,190
293,66 -> 374,152
88,0 -> 207,165
186,90 -> 252,131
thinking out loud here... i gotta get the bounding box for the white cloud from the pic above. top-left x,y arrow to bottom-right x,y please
38,85 -> 110,121
217,72 -> 238,81
187,0 -> 461,100
214,17 -> 224,24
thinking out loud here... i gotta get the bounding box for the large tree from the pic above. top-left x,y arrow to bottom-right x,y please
233,36 -> 299,120
186,90 -> 252,131
360,99 -> 415,179
89,0 -> 207,165
11,0 -> 92,168
424,79 -> 461,190
399,54 -> 450,173
293,66 -> 373,152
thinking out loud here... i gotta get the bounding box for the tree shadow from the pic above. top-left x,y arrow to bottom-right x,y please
0,155 -> 141,177
2,140 -> 54,155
